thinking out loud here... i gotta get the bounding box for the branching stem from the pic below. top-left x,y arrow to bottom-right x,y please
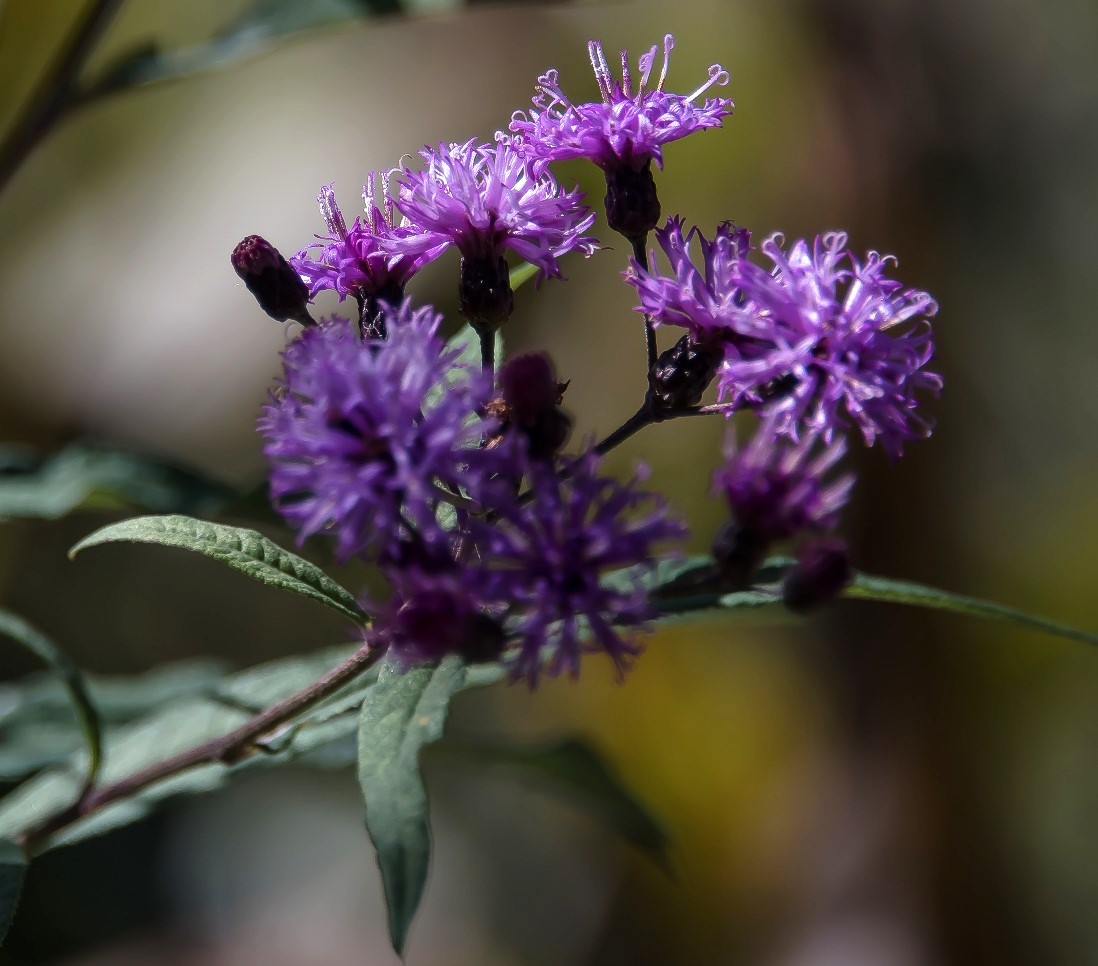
0,0 -> 124,195
17,641 -> 381,853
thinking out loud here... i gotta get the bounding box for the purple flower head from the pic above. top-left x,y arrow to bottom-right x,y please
290,175 -> 449,305
720,232 -> 943,457
393,139 -> 598,285
474,450 -> 685,686
626,216 -> 752,340
259,299 -> 492,562
393,139 -> 597,331
371,568 -> 505,668
509,34 -> 733,174
716,419 -> 853,545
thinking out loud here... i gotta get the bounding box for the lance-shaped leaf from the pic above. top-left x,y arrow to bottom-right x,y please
0,645 -> 380,850
844,572 -> 1098,646
626,555 -> 1098,647
0,444 -> 238,522
444,738 -> 668,861
0,609 -> 102,791
356,656 -> 503,956
0,840 -> 25,945
70,516 -> 366,624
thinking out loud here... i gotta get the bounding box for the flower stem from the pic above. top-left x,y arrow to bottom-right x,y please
16,641 -> 382,853
0,0 -> 124,195
593,404 -> 656,455
479,330 -> 495,380
630,237 -> 658,373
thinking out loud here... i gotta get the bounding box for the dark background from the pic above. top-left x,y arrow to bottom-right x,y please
1,0 -> 1097,962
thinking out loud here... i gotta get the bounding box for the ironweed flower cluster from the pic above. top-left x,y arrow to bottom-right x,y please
238,32 -> 941,684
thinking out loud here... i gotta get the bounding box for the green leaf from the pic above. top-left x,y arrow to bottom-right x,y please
356,655 -> 498,955
0,658 -> 228,731
0,839 -> 25,945
443,323 -> 504,372
0,646 -> 373,785
79,0 -> 394,99
445,738 -> 667,860
628,555 -> 1098,648
0,645 -> 379,849
0,444 -> 238,522
508,261 -> 538,292
69,516 -> 366,624
77,2 -> 575,104
0,610 -> 102,791
844,572 -> 1098,647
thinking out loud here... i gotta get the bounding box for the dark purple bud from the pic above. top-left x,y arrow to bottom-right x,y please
782,537 -> 852,613
649,335 -> 724,411
712,520 -> 768,588
500,353 -> 560,418
231,235 -> 313,325
496,352 -> 573,459
604,160 -> 661,244
459,254 -> 513,334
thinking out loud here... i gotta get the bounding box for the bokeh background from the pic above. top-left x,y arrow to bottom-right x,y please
2,0 -> 1098,963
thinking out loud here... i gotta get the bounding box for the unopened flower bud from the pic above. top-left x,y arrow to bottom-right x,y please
459,255 -> 514,334
495,353 -> 573,459
782,538 -> 852,613
604,161 -> 661,244
231,235 -> 313,325
648,335 -> 724,411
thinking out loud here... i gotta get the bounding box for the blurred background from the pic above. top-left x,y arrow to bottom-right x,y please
2,0 -> 1098,962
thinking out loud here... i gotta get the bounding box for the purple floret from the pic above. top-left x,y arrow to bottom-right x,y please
716,418 -> 853,544
509,34 -> 733,174
473,450 -> 685,686
392,138 -> 598,283
722,232 -> 942,457
630,221 -> 942,457
259,299 -> 491,562
290,175 -> 449,304
626,215 -> 751,339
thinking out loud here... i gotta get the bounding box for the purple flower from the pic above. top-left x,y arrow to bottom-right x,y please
474,450 -> 685,686
716,419 -> 853,543
712,418 -> 853,585
509,35 -> 733,174
259,300 -> 491,562
630,223 -> 941,456
393,139 -> 597,328
722,232 -> 942,457
371,568 -> 505,668
626,216 -> 751,339
290,175 -> 449,305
